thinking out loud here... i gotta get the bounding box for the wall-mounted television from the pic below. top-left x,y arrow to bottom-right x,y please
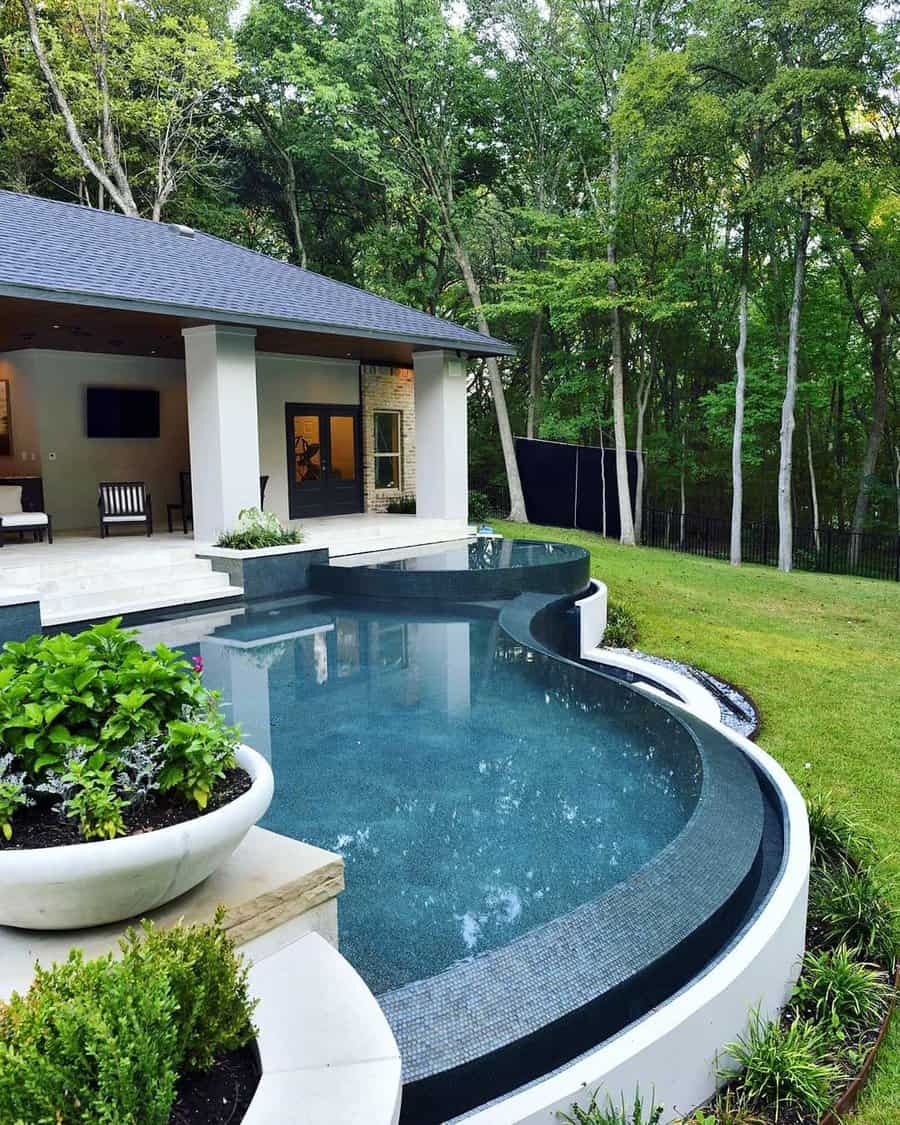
86,386 -> 160,439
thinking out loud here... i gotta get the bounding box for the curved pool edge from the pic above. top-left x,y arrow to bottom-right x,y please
453,630 -> 809,1124
309,538 -> 591,601
386,598 -> 775,1124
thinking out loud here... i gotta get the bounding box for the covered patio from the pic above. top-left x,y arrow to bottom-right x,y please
0,191 -> 513,627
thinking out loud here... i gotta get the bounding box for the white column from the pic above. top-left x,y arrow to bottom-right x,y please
182,325 -> 260,543
413,348 -> 468,521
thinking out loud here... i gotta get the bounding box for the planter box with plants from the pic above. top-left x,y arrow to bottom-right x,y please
198,507 -> 328,599
0,618 -> 273,929
0,915 -> 403,1125
0,914 -> 262,1125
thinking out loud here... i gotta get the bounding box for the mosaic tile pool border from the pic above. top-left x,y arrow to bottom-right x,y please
384,595 -> 769,1123
309,539 -> 591,601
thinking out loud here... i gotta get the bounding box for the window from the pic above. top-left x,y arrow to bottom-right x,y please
374,410 -> 402,489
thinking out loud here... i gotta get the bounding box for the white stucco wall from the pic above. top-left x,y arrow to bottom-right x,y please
255,353 -> 359,526
0,349 -> 188,530
413,349 -> 468,521
0,347 -> 455,533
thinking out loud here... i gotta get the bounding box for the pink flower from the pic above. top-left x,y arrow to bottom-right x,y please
191,655 -> 204,675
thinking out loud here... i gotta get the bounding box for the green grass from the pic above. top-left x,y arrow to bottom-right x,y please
494,521 -> 900,1124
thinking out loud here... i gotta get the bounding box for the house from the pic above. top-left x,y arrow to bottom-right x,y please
0,190 -> 513,543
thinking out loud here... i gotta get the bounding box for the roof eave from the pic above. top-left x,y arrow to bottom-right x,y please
0,281 -> 518,358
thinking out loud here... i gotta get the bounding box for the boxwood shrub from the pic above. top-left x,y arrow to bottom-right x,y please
0,913 -> 257,1125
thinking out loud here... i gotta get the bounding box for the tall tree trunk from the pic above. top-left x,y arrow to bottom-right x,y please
895,444 -> 900,532
777,211 -> 811,572
452,239 -> 527,521
679,427 -> 686,547
283,160 -> 308,269
607,146 -> 635,546
20,0 -> 139,216
599,425 -> 608,537
806,405 -> 820,552
633,347 -> 652,544
526,311 -> 542,439
731,214 -> 750,566
849,307 -> 889,544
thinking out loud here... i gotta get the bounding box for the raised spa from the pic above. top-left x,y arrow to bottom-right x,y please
310,536 -> 591,599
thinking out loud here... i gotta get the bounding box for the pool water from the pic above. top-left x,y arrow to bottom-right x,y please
370,538 -> 584,571
176,598 -> 701,995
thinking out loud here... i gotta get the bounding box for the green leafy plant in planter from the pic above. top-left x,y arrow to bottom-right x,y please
0,619 -> 240,842
0,913 -> 257,1125
216,506 -> 302,549
0,753 -> 28,840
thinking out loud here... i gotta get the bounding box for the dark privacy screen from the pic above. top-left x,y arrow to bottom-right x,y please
514,437 -> 639,537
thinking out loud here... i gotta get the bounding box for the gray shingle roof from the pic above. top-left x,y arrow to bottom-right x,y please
0,190 -> 514,356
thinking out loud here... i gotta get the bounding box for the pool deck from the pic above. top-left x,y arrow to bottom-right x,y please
0,514 -> 473,629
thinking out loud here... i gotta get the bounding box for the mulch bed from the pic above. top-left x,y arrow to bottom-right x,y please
169,1042 -> 262,1125
0,767 -> 252,850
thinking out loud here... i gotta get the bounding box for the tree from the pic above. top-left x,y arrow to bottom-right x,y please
3,0 -> 235,219
323,0 -> 528,520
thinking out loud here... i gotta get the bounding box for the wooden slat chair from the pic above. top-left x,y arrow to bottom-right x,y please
98,482 -> 153,538
166,473 -> 271,534
167,470 -> 193,534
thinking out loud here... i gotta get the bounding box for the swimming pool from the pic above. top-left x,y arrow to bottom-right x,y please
146,548 -> 777,1122
190,599 -> 700,993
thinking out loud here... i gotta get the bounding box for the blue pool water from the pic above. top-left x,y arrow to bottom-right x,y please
370,538 -> 584,571
177,598 -> 701,995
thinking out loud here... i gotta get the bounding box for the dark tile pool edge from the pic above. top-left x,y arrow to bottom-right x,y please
448,759 -> 788,1122
383,599 -> 769,1124
41,593 -> 246,636
309,539 -> 591,601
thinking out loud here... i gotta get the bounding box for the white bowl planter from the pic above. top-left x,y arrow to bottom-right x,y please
0,745 -> 274,931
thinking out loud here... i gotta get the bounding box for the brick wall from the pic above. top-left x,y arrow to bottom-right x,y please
360,364 -> 416,512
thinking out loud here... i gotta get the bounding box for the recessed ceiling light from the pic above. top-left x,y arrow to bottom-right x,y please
52,323 -> 61,329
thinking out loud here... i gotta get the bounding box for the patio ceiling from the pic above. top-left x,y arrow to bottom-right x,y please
0,294 -> 446,366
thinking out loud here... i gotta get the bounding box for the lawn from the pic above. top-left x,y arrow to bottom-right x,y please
494,520 -> 900,1124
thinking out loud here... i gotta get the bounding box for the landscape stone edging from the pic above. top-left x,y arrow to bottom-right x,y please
243,931 -> 402,1124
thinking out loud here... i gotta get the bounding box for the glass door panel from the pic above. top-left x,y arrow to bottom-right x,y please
293,415 -> 322,483
286,405 -> 363,518
329,415 -> 357,481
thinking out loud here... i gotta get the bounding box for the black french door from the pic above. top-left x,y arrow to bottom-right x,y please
286,404 -> 363,518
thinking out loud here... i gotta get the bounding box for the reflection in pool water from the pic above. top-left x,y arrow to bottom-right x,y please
370,537 -> 585,572
173,599 -> 701,995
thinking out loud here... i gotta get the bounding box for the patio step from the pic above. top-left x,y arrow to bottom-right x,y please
0,545 -> 198,586
41,570 -> 240,626
37,558 -> 215,596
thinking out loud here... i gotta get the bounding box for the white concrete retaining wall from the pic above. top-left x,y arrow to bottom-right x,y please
460,655 -> 809,1125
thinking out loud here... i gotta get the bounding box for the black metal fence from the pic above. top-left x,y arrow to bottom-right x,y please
643,507 -> 900,583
